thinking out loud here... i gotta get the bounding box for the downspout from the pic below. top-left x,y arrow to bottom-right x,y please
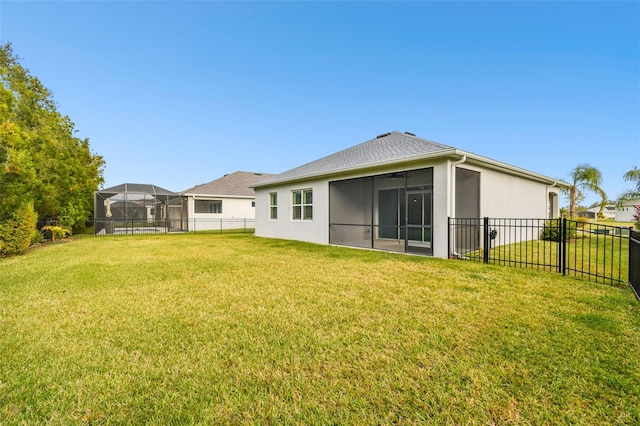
548,181 -> 558,219
450,155 -> 467,257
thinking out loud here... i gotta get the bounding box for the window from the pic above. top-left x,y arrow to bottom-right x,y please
269,192 -> 278,220
195,199 -> 222,214
292,189 -> 313,220
251,201 -> 256,208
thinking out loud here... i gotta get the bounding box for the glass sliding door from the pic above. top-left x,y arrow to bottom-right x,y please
378,189 -> 398,239
405,190 -> 433,255
373,173 -> 406,252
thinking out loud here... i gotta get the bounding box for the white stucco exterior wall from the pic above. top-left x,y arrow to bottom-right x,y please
615,200 -> 639,222
186,196 -> 256,231
254,159 -> 560,258
455,164 -> 557,219
256,160 -> 452,256
431,160 -> 450,258
255,178 -> 330,245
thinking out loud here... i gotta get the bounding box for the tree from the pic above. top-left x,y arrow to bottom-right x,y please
618,166 -> 640,203
1,42 -> 104,251
565,164 -> 607,219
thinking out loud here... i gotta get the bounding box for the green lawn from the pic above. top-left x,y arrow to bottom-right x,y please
591,219 -> 635,228
1,234 -> 638,424
476,230 -> 631,285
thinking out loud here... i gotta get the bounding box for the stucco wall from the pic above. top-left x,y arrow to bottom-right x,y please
453,163 -> 559,219
616,201 -> 639,222
431,161 -> 450,258
255,160 -> 451,255
186,196 -> 256,230
255,178 -> 330,245
255,159 -> 558,258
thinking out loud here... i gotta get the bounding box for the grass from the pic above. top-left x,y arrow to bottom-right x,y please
1,234 -> 639,424
72,228 -> 255,239
464,221 -> 633,285
477,231 -> 631,285
591,219 -> 635,228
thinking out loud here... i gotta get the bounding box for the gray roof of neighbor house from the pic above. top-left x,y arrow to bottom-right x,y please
182,171 -> 275,197
253,131 -> 570,188
583,205 -> 617,214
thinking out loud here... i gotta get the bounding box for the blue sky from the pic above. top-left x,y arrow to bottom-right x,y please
1,1 -> 638,207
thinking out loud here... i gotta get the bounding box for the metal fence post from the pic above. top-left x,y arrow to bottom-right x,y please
557,218 -> 562,274
483,217 -> 489,264
561,218 -> 567,276
630,228 -> 640,300
447,217 -> 451,258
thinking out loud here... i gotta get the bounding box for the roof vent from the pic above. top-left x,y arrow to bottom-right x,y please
376,132 -> 391,139
254,173 -> 262,176
404,132 -> 416,136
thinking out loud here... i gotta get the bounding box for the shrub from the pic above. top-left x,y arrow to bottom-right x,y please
575,217 -> 590,228
42,225 -> 71,242
0,204 -> 37,255
31,230 -> 44,245
540,219 -> 577,241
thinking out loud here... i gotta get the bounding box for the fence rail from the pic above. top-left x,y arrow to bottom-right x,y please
449,217 -> 633,288
72,218 -> 255,237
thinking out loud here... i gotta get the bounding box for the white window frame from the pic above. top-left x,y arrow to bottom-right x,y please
292,189 -> 313,221
269,192 -> 278,220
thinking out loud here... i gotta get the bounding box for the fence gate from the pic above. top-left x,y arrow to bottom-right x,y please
630,230 -> 640,300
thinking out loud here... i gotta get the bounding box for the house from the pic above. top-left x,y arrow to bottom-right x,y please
181,171 -> 274,231
615,199 -> 640,222
577,205 -> 616,220
252,131 -> 568,258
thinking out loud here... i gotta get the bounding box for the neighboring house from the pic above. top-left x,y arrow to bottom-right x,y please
252,131 -> 569,259
181,171 -> 274,231
577,205 -> 616,220
615,199 -> 640,222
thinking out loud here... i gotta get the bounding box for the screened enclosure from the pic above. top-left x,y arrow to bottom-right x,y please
94,183 -> 184,235
329,167 -> 434,255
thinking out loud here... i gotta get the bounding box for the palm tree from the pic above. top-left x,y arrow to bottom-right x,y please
566,164 -> 607,219
618,166 -> 640,202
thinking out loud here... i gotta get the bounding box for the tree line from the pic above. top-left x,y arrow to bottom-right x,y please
1,43 -> 104,255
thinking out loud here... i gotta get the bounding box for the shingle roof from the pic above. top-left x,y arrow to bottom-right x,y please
255,131 -> 454,186
585,205 -> 617,213
182,171 -> 275,197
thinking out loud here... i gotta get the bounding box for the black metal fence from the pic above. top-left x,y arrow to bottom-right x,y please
72,218 -> 255,238
630,230 -> 640,299
449,217 -> 634,288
